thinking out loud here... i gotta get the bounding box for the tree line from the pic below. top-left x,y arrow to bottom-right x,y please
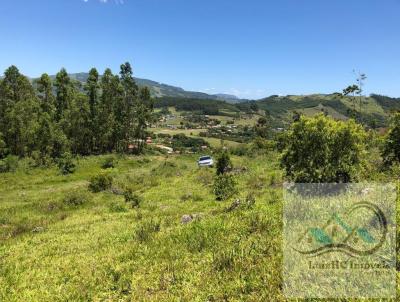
0,63 -> 153,161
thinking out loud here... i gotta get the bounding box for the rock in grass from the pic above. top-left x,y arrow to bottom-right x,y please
181,213 -> 203,224
181,214 -> 193,224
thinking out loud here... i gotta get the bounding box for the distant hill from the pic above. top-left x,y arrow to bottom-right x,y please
46,72 -> 245,103
22,72 -> 400,127
253,93 -> 400,128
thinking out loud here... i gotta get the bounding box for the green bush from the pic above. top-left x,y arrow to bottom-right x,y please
0,155 -> 18,173
281,114 -> 366,183
88,172 -> 113,193
63,190 -> 90,206
30,151 -> 52,167
382,113 -> 400,166
57,152 -> 76,175
124,189 -> 142,208
101,156 -> 117,169
213,174 -> 237,201
216,151 -> 232,175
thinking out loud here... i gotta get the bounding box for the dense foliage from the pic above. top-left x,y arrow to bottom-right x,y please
281,114 -> 366,183
154,97 -> 238,115
0,63 -> 153,161
171,134 -> 209,152
382,112 -> 400,166
213,174 -> 237,201
216,151 -> 232,175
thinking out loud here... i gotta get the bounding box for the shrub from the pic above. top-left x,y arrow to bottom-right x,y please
382,113 -> 400,166
216,151 -> 232,175
88,172 -> 113,193
0,155 -> 18,173
101,156 -> 116,169
30,151 -> 52,168
58,152 -> 76,175
213,174 -> 237,201
281,114 -> 366,183
124,189 -> 142,208
63,190 -> 90,206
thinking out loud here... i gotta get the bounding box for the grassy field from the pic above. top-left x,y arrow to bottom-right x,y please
152,128 -> 207,136
151,128 -> 243,148
0,153 -> 284,301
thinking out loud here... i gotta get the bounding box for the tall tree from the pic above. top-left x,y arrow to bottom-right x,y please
54,68 -> 73,121
343,84 -> 360,113
118,62 -> 139,152
355,71 -> 367,116
62,93 -> 91,155
84,68 -> 100,152
0,66 -> 39,156
254,116 -> 270,138
134,87 -> 154,153
99,69 -> 121,152
36,73 -> 56,117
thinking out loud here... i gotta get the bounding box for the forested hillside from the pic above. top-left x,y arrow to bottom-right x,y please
246,93 -> 400,128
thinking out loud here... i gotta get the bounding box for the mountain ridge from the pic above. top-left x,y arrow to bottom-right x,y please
45,72 -> 247,103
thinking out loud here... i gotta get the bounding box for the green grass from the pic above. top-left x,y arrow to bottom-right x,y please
1,150 -> 398,301
0,153 -> 284,301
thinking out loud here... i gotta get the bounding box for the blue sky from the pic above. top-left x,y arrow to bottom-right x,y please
0,0 -> 399,99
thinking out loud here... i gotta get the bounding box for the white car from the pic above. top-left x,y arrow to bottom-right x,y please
198,155 -> 214,167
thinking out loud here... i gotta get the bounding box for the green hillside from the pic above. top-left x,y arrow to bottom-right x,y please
154,93 -> 400,129
253,93 -> 400,128
46,73 -> 245,103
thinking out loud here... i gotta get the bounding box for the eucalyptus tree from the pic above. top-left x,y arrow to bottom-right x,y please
54,68 -> 73,121
84,68 -> 100,152
36,73 -> 56,118
0,66 -> 40,156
